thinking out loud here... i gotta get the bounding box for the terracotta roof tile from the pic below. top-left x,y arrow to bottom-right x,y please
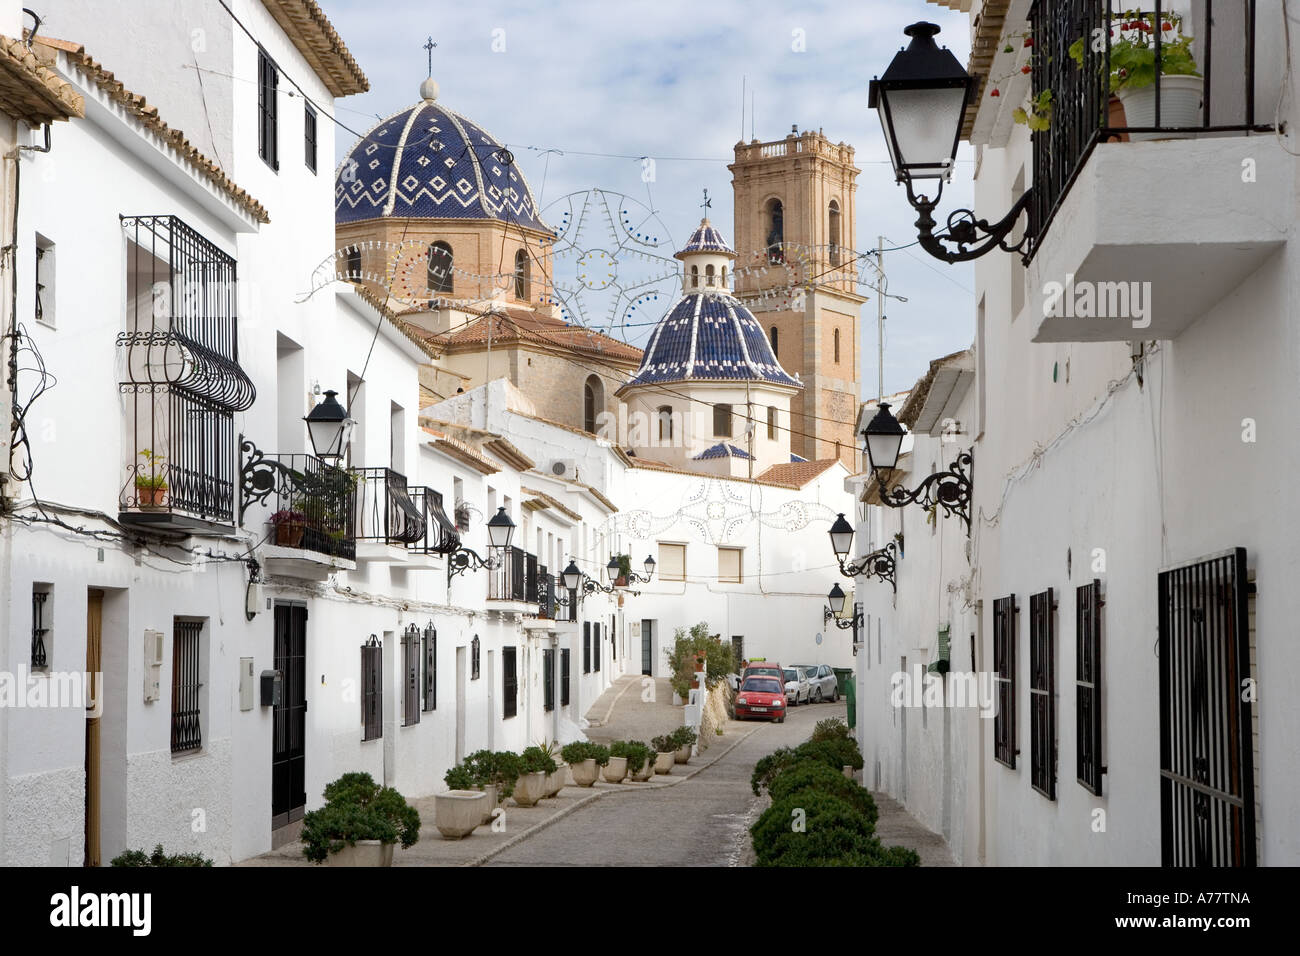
422,308 -> 642,364
259,0 -> 368,97
0,35 -> 83,123
755,459 -> 841,487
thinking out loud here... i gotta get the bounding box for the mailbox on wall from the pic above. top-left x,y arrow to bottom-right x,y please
260,669 -> 282,707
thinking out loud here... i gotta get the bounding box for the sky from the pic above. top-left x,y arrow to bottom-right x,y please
323,0 -> 978,398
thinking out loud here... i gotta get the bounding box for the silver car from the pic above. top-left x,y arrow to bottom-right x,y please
794,664 -> 839,703
782,667 -> 810,706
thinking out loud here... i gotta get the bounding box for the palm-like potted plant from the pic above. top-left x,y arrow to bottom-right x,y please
300,772 -> 420,865
135,448 -> 168,508
651,734 -> 677,775
560,741 -> 609,787
516,746 -> 557,806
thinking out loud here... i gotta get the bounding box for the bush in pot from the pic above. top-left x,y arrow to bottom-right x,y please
301,772 -> 420,865
111,844 -> 213,867
560,741 -> 609,787
516,746 -> 557,806
613,740 -> 653,781
650,734 -> 677,774
671,725 -> 698,763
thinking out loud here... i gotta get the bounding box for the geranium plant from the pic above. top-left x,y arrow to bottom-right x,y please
1069,11 -> 1199,92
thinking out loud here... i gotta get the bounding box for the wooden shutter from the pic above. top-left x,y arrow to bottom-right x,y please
993,596 -> 1017,768
1076,581 -> 1103,795
423,625 -> 437,712
718,547 -> 742,583
658,543 -> 685,582
1029,589 -> 1056,799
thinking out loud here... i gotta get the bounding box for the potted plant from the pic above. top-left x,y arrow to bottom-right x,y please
300,772 -> 420,865
672,726 -> 698,764
651,734 -> 677,775
516,746 -> 557,806
436,766 -> 486,839
270,508 -> 307,547
462,750 -> 521,820
603,742 -> 631,783
134,448 -> 168,508
617,740 -> 654,782
614,553 -> 632,588
561,741 -> 609,787
536,740 -> 565,795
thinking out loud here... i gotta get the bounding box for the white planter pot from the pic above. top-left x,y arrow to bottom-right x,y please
480,784 -> 499,824
631,761 -> 654,782
602,756 -> 628,783
436,790 -> 486,839
675,745 -> 691,765
546,768 -> 564,795
513,771 -> 547,807
1116,75 -> 1202,140
653,751 -> 675,774
323,839 -> 394,866
569,758 -> 599,787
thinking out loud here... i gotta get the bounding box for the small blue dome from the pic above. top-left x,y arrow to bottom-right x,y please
694,442 -> 753,460
676,218 -> 736,258
335,97 -> 548,232
625,291 -> 800,388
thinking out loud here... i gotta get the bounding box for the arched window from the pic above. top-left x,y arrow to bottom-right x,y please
583,374 -> 603,433
657,405 -> 673,442
720,266 -> 727,287
705,264 -> 716,287
765,198 -> 784,263
345,246 -> 361,282
428,241 -> 453,294
767,406 -> 778,440
690,264 -> 699,289
514,248 -> 529,300
833,328 -> 841,364
769,326 -> 779,358
829,200 -> 841,265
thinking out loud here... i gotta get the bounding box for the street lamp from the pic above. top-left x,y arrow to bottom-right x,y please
823,584 -> 863,631
304,389 -> 355,462
555,556 -> 619,605
859,402 -> 973,534
870,21 -> 1034,263
447,506 -> 516,583
827,513 -> 899,590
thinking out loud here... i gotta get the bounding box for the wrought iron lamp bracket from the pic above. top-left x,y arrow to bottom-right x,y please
906,178 -> 1035,265
839,541 -> 898,592
823,605 -> 864,631
876,449 -> 973,535
239,437 -> 290,526
446,546 -> 502,585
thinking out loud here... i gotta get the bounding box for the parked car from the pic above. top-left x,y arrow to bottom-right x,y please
782,667 -> 810,706
734,676 -> 786,723
794,664 -> 840,703
742,662 -> 784,685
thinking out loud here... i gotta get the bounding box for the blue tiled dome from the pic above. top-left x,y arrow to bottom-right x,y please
335,90 -> 548,231
694,442 -> 753,460
625,291 -> 801,388
675,218 -> 736,258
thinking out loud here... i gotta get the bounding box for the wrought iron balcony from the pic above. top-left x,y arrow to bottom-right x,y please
537,569 -> 554,620
118,215 -> 254,532
406,486 -> 461,556
351,467 -> 426,546
240,445 -> 356,561
488,546 -> 538,603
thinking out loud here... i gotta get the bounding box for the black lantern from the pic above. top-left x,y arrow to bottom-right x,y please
605,556 -> 621,583
643,555 -> 656,577
486,506 -> 516,550
869,22 -> 975,184
870,22 -> 1035,263
553,556 -> 618,604
561,559 -> 583,592
827,583 -> 847,616
823,586 -> 862,631
862,402 -> 906,474
829,513 -> 856,561
827,515 -> 899,591
304,390 -> 354,462
860,404 -> 973,535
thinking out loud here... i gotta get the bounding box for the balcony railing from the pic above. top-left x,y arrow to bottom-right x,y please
406,486 -> 461,556
240,447 -> 356,561
1028,0 -> 1273,257
537,569 -> 553,619
489,546 -> 537,603
351,467 -> 426,545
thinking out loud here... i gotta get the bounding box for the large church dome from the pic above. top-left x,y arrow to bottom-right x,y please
624,220 -> 800,389
335,82 -> 548,232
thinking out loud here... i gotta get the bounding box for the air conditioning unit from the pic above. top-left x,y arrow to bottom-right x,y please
550,459 -> 577,479
143,629 -> 164,702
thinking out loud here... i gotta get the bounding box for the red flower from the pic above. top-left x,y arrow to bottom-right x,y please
990,88 -> 1000,97
1137,21 -> 1152,32
1021,65 -> 1032,74
1161,22 -> 1173,31
1023,36 -> 1034,47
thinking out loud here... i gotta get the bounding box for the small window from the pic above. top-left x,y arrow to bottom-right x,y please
428,241 -> 453,295
304,104 -> 317,173
705,264 -> 716,287
345,246 -> 361,282
769,326 -> 778,358
470,634 -> 480,680
1030,588 -> 1057,799
767,406 -> 777,441
361,636 -> 382,741
833,328 -> 841,364
1076,580 -> 1103,795
720,266 -> 727,287
502,646 -> 518,719
543,647 -> 555,712
690,264 -> 699,288
829,200 -> 841,265
712,403 -> 732,438
402,625 -> 420,727
593,623 -> 601,672
171,619 -> 204,754
583,622 -> 592,673
657,405 -> 674,442
561,648 -> 571,705
35,234 -> 54,327
583,375 -> 602,433
31,583 -> 52,669
765,198 -> 784,263
257,49 -> 279,171
658,542 -> 685,582
422,624 -> 437,712
514,248 -> 529,300
717,547 -> 742,584
993,596 -> 1017,769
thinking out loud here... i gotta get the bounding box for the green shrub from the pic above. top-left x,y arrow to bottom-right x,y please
463,750 -> 523,798
664,622 -> 736,697
670,725 -> 698,749
520,745 -> 558,775
750,746 -> 799,795
795,737 -> 864,773
811,717 -> 851,743
750,792 -> 876,866
560,741 -> 610,766
610,740 -> 651,774
300,772 -> 420,864
650,734 -> 676,753
768,761 -> 879,831
443,765 -> 474,790
110,844 -> 213,867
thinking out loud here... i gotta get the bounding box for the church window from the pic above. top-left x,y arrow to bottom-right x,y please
829,200 -> 841,265
767,406 -> 777,441
721,266 -> 727,287
584,375 -> 603,433
690,265 -> 699,289
304,105 -> 317,174
514,248 -> 529,300
428,242 -> 453,295
705,264 -> 715,287
345,246 -> 361,282
765,198 -> 784,263
257,49 -> 279,171
713,403 -> 733,438
657,406 -> 674,442
769,326 -> 778,357
833,328 -> 841,364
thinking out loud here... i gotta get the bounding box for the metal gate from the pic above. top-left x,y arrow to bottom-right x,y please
1158,548 -> 1255,867
272,604 -> 307,829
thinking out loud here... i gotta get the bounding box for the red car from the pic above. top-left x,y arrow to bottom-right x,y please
735,675 -> 787,723
742,662 -> 784,684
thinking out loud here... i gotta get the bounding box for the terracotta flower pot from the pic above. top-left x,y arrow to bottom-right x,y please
276,523 -> 305,548
654,752 -> 675,774
322,839 -> 394,866
569,758 -> 599,787
436,790 -> 485,839
136,485 -> 166,509
602,756 -> 628,783
1106,94 -> 1130,142
512,771 -> 547,807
